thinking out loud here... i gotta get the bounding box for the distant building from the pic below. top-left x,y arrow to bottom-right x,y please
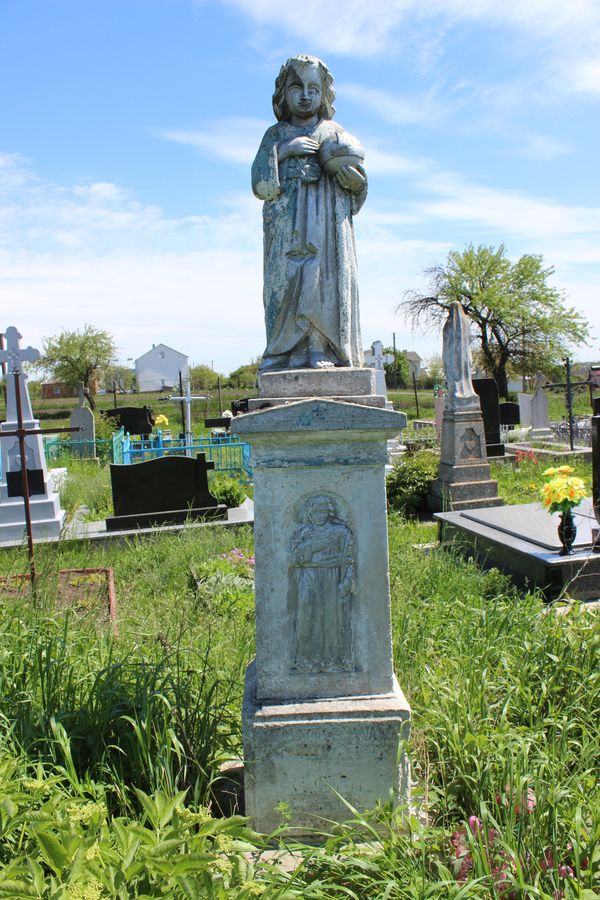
135,344 -> 189,393
41,381 -> 76,400
403,350 -> 422,381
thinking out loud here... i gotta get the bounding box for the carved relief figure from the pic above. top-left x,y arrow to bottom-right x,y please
290,494 -> 354,673
460,427 -> 482,459
252,55 -> 367,372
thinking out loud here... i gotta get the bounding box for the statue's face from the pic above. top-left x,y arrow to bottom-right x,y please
308,499 -> 331,525
285,63 -> 322,120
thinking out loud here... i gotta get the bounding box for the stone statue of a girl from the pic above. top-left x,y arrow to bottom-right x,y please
252,55 -> 367,372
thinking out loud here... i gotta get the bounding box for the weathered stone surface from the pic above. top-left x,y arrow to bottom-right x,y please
243,662 -> 410,833
253,56 -> 367,373
231,399 -> 410,832
258,367 -> 376,398
70,406 -> 96,458
428,305 -> 502,512
443,303 -> 480,411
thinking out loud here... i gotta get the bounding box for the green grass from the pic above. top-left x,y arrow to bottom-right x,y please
0,512 -> 597,895
492,457 -> 592,506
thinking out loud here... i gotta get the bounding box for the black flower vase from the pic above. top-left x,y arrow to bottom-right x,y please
558,509 -> 577,555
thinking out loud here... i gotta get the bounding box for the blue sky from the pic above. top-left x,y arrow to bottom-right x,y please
1,0 -> 599,375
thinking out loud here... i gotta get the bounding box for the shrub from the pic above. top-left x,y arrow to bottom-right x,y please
386,450 -> 439,516
209,475 -> 249,509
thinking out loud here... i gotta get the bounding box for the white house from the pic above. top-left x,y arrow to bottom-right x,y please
135,343 -> 189,393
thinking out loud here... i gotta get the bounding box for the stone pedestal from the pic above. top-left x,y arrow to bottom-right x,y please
428,405 -> 503,512
252,367 -> 386,410
0,418 -> 66,543
231,398 -> 410,833
0,326 -> 66,543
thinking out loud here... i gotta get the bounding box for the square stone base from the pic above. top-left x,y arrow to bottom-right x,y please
242,660 -> 411,834
258,367 -> 377,399
0,487 -> 65,542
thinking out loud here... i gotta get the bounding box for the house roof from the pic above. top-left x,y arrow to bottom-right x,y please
135,343 -> 188,365
404,351 -> 422,362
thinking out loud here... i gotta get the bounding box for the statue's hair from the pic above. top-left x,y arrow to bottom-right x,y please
272,55 -> 336,122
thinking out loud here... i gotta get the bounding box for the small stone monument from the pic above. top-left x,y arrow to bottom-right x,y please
235,56 -> 411,833
70,383 -> 96,459
428,304 -> 502,512
519,373 -> 552,440
0,326 -> 65,541
364,341 -> 394,402
232,399 -> 410,832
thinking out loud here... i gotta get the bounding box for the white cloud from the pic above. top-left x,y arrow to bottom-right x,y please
213,0 -> 600,100
341,83 -> 444,126
158,117 -> 270,165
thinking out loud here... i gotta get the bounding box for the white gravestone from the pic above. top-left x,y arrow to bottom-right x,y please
519,374 -> 551,437
0,326 -> 65,541
232,399 -> 411,833
363,341 -> 394,401
70,383 -> 96,459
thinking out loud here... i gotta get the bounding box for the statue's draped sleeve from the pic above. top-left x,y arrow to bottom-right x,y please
252,125 -> 281,202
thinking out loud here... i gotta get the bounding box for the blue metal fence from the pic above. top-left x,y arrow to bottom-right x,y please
41,428 -> 252,480
122,431 -> 252,480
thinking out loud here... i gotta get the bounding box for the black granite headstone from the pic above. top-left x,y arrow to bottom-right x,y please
106,453 -> 226,531
473,378 -> 504,457
102,406 -> 155,436
499,402 -> 520,428
204,417 -> 232,431
231,399 -> 250,415
6,469 -> 45,497
592,397 -> 600,529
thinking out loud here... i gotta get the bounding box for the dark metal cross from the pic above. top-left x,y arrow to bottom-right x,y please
544,357 -> 597,451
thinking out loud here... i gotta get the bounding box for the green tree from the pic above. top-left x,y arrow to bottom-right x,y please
103,364 -> 135,392
37,325 -> 117,409
227,360 -> 260,389
382,348 -> 409,388
189,364 -> 224,392
399,244 -> 590,399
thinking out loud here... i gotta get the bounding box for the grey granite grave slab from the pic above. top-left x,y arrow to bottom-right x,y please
436,498 -> 600,601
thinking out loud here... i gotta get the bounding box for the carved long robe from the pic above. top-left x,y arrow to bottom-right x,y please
290,519 -> 354,672
252,119 -> 367,366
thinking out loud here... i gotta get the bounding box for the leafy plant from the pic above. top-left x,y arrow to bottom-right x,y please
386,450 -> 439,516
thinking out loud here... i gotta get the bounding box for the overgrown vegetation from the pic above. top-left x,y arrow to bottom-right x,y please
386,451 -> 439,517
0,510 -> 596,895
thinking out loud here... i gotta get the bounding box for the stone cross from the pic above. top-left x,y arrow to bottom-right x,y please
0,327 -> 40,423
364,340 -> 394,371
364,341 -> 394,399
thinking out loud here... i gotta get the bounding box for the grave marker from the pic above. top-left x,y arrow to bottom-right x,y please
106,453 -> 226,530
0,327 -> 68,550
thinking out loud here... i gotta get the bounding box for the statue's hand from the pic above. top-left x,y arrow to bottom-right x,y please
278,136 -> 319,162
335,165 -> 365,193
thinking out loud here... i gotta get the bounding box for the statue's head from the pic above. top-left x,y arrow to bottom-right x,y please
272,55 -> 336,123
306,494 -> 335,525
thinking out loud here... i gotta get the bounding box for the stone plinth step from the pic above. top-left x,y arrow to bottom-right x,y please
248,394 -> 386,411
257,366 -> 376,399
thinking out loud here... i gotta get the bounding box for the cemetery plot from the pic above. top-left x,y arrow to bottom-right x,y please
106,452 -> 226,530
0,566 -> 116,628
